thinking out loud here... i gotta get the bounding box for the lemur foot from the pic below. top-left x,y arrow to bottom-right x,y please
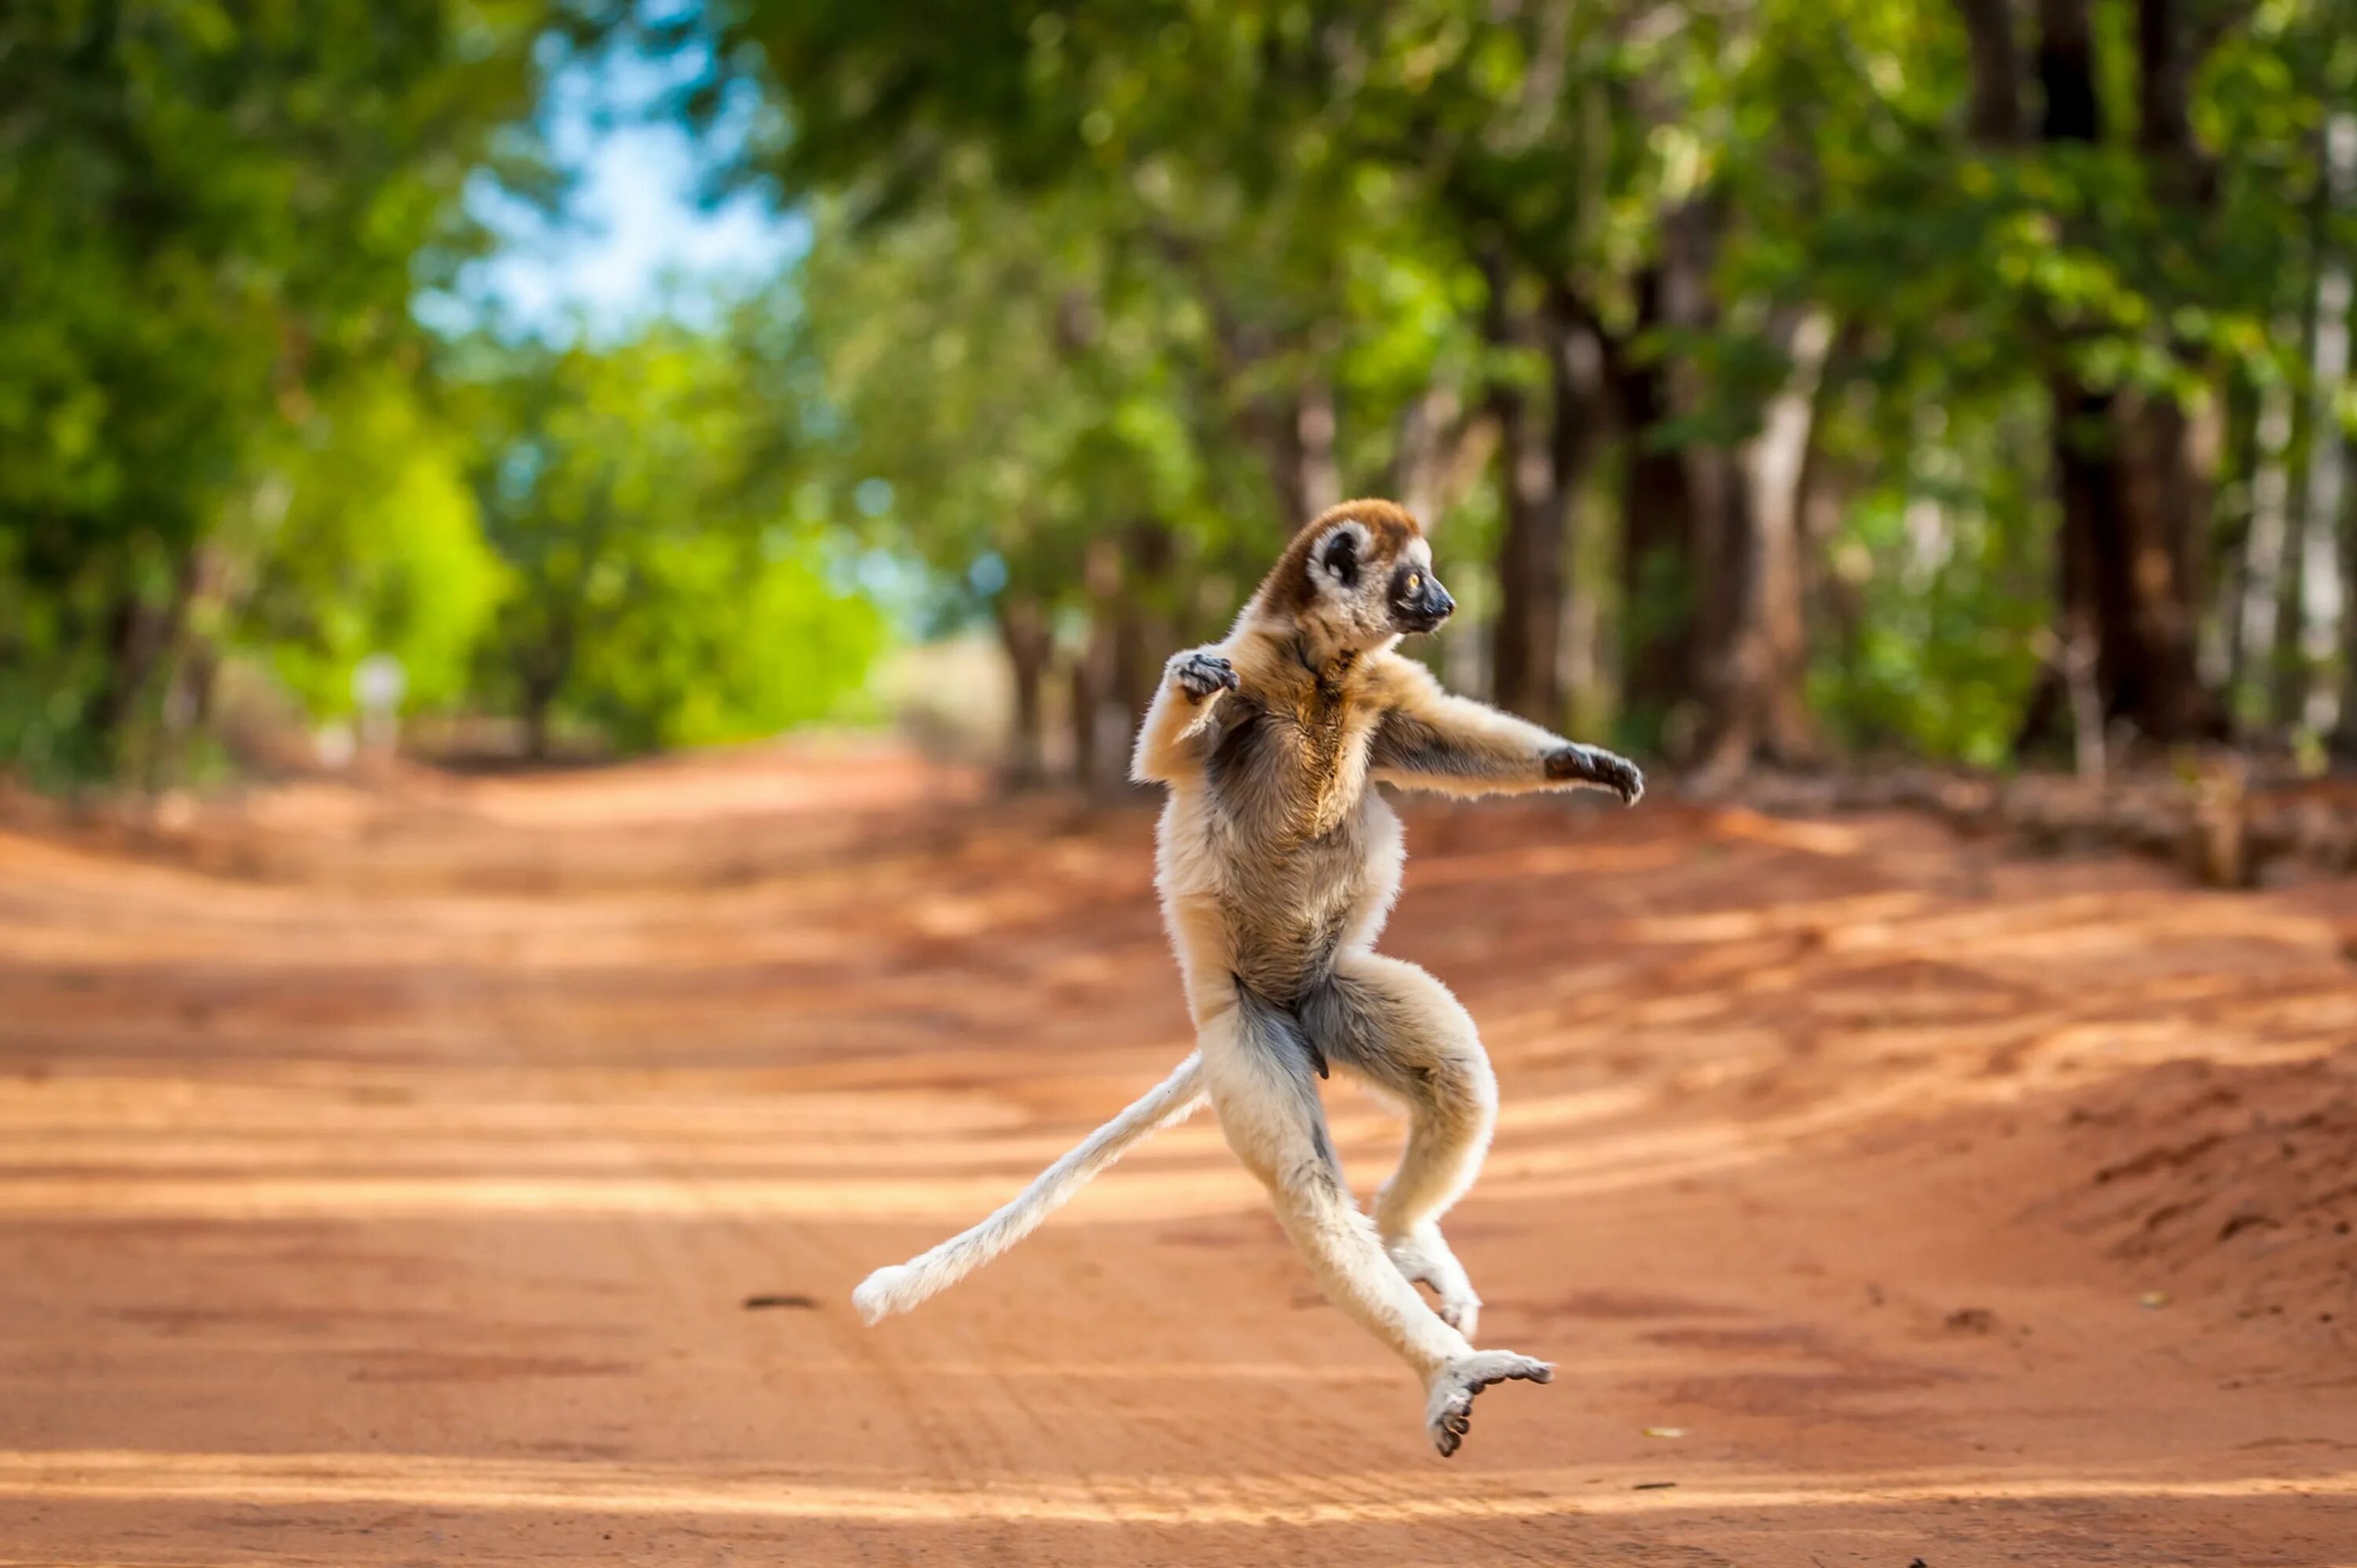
1172,651 -> 1240,701
1425,1351 -> 1552,1458
1545,743 -> 1644,804
1386,1232 -> 1482,1339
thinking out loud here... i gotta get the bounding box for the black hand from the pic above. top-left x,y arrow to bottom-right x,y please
1175,653 -> 1240,701
1545,744 -> 1644,805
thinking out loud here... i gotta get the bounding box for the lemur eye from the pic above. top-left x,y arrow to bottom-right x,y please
1404,573 -> 1421,596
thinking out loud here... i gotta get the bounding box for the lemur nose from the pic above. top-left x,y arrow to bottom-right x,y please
1431,585 -> 1455,618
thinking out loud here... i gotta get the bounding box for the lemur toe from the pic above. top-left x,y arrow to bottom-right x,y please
1422,1279 -> 1480,1338
1386,1233 -> 1482,1338
1424,1351 -> 1553,1458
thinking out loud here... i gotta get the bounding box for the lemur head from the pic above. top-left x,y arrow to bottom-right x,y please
1256,499 -> 1453,654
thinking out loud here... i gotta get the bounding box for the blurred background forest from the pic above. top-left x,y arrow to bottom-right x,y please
8,0 -> 2357,796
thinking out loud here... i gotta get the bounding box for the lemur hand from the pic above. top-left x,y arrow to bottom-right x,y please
1172,651 -> 1241,702
1545,744 -> 1644,805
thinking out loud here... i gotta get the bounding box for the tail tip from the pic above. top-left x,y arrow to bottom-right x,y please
852,1264 -> 916,1325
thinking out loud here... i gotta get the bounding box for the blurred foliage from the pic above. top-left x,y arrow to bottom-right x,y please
0,0 -> 560,779
0,1 -> 879,785
450,324 -> 882,753
719,0 -> 2357,768
6,0 -> 2357,789
243,372 -> 507,720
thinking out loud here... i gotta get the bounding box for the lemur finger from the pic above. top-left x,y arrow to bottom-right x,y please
1173,652 -> 1239,700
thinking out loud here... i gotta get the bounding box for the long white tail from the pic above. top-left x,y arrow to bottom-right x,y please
852,1051 -> 1208,1324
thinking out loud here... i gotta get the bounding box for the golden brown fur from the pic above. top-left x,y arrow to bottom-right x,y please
1258,499 -> 1425,619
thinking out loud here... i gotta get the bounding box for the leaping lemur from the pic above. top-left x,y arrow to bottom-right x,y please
855,499 -> 1644,1456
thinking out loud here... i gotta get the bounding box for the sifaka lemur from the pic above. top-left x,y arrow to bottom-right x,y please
854,499 -> 1644,1456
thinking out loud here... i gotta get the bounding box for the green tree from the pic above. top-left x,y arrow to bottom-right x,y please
0,0 -> 604,782
454,323 -> 883,757
719,0 -> 2357,775
237,371 -> 506,724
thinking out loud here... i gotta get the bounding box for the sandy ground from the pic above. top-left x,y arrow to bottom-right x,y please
2,744 -> 2353,1566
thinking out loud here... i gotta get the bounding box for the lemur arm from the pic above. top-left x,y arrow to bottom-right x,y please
1368,658 -> 1643,803
1131,647 -> 1243,785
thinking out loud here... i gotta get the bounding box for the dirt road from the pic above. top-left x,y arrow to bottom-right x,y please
2,746 -> 2353,1566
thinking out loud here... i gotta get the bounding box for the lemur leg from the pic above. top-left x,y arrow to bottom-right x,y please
1200,993 -> 1468,1374
1202,988 -> 1546,1456
1301,949 -> 1496,1339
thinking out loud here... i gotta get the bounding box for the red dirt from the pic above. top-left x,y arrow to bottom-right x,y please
2,744 -> 2353,1566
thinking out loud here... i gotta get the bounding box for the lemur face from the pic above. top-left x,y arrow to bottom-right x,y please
1298,506 -> 1453,643
1388,541 -> 1454,634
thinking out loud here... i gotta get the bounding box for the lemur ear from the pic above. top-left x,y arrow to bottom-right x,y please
1320,527 -> 1360,589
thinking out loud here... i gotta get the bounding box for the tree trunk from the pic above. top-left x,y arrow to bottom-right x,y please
2123,0 -> 2223,733
2242,361 -> 2298,723
515,603 -> 577,764
1487,386 -> 1561,723
1113,520 -> 1178,719
2113,388 -> 2216,733
2315,114 -> 2357,749
520,675 -> 559,762
2216,369 -> 2264,708
1295,381 -> 1343,518
1149,227 -> 1334,536
996,595 -> 1054,789
97,592 -> 162,753
1607,269 -> 1700,753
1262,380 -> 1343,528
1067,655 -> 1098,795
155,542 -> 237,785
1482,264 -> 1604,725
2274,133 -> 2347,729
1743,310 -> 1835,761
97,545 -> 202,775
2037,0 -> 2101,144
1547,285 -> 1610,720
1645,199 -> 1825,782
2135,0 -> 2212,203
1955,0 -> 2024,145
97,566 -> 180,743
1387,386 -> 1491,528
1482,257 -> 1556,723
1692,309 -> 1834,781
1069,537 -> 1125,797
1098,521 -> 1180,799
2038,0 -> 2109,753
2023,0 -> 2216,746
2033,381 -> 2215,746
